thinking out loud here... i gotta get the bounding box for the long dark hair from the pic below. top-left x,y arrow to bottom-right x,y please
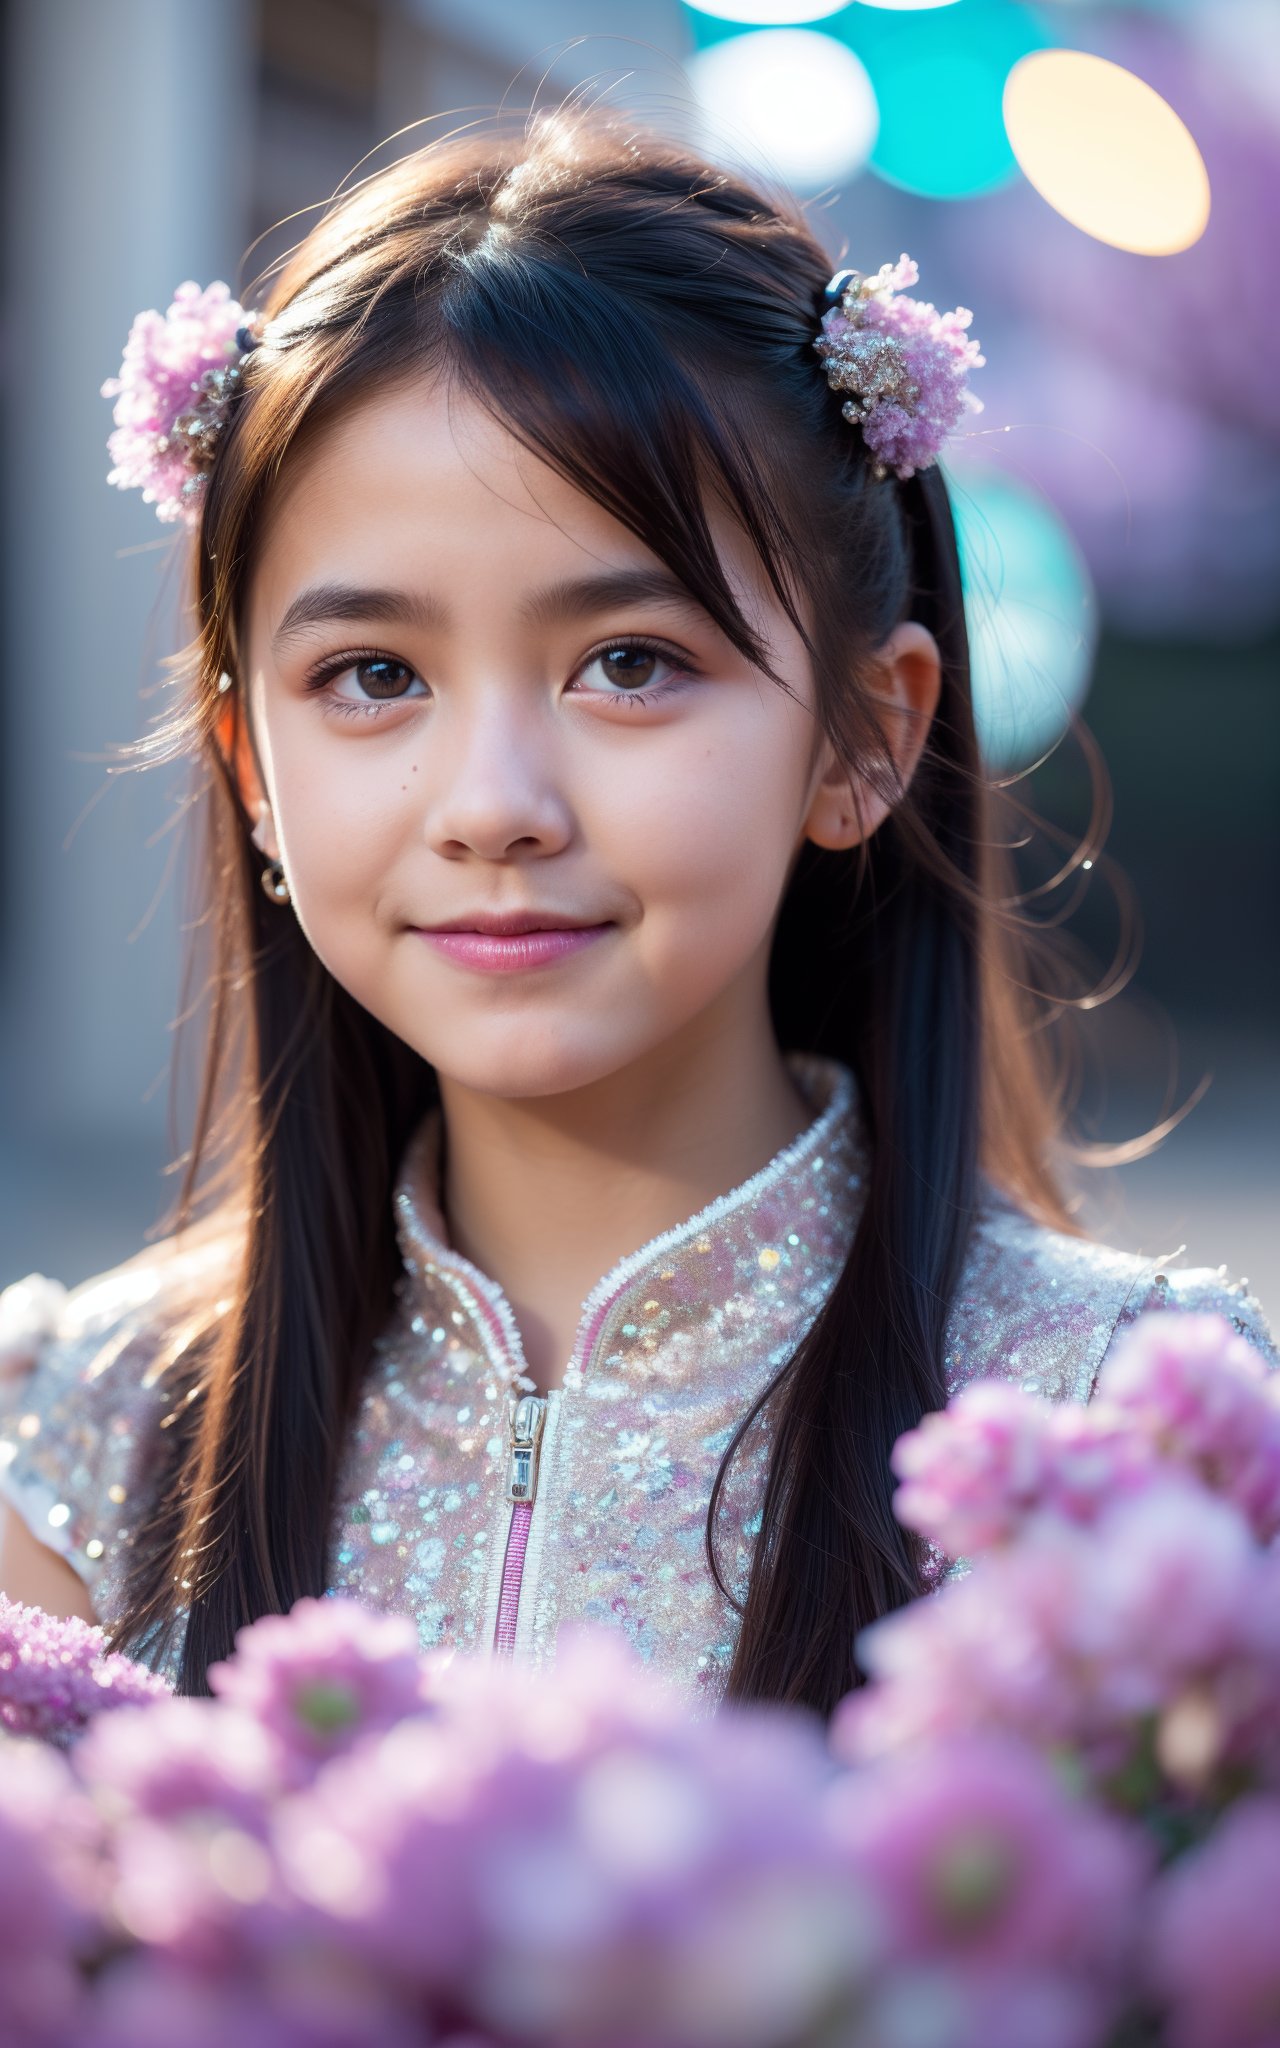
106,105 -> 1092,1712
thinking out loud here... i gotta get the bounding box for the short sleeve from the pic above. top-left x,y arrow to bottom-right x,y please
0,1224 -> 242,1620
1105,1261 -> 1279,1378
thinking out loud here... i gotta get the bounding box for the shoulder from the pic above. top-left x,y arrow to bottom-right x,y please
1108,1259 -> 1276,1370
0,1210 -> 245,1609
945,1183 -> 1277,1407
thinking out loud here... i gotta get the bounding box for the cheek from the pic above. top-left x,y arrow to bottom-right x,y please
593,713 -> 805,957
267,727 -> 401,945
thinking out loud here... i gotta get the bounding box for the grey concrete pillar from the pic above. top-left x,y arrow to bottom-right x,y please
1,0 -> 251,1179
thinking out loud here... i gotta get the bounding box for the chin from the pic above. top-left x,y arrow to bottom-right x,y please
425,1026 -> 645,1102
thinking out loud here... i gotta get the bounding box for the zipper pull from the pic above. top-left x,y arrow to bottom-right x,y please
505,1393 -> 547,1505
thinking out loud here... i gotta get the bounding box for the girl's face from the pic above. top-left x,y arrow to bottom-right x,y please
239,375 -> 928,1101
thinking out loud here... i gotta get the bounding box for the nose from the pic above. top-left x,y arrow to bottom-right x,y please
421,692 -> 575,862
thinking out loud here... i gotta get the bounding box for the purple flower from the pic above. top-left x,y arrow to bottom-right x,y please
99,1817 -> 283,1972
825,1733 -> 1149,2046
100,279 -> 251,527
207,1596 -> 434,1785
1098,1310 -> 1280,1541
836,1532 -> 1083,1762
890,1378 -> 1157,1556
839,1480 -> 1279,1795
889,1298 -> 1280,1574
0,1594 -> 171,1747
79,1950 -> 425,2048
814,254 -> 985,480
1143,1796 -> 1280,2048
76,1697 -> 283,1830
1075,1482 -> 1262,1711
851,1964 -> 1130,2048
74,1702 -> 293,1972
271,1624 -> 871,2045
0,1732 -> 98,2046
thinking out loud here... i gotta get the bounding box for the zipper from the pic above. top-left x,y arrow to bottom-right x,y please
488,1290 -> 629,1659
488,1259 -> 688,1656
492,1391 -> 549,1657
405,1058 -> 850,1665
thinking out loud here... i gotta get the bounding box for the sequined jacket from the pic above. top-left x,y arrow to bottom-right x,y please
1,1054 -> 1276,1705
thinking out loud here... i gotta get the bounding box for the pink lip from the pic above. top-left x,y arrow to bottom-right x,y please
416,925 -> 612,972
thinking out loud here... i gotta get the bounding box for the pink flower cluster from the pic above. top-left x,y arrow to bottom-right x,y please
0,1594 -> 170,1746
890,1311 -> 1280,1556
835,1310 -> 1280,2046
2,1308 -> 1279,2048
100,279 -> 253,528
205,1595 -> 437,1786
814,255 -> 986,481
0,1597 -> 1145,2048
838,1316 -> 1280,1785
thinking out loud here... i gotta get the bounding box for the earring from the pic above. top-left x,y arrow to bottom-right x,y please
261,860 -> 291,905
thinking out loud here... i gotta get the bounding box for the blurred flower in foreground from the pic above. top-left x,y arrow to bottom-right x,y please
207,1595 -> 437,1786
840,1314 -> 1280,1810
1,1309 -> 1278,2046
0,1733 -> 99,2047
826,1731 -> 1150,2048
1142,1796 -> 1280,2048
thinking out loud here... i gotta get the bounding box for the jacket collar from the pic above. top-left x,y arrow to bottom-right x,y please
390,1052 -> 867,1396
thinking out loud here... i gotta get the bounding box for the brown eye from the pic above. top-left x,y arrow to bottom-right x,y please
306,650 -> 431,715
572,638 -> 695,705
346,657 -> 414,699
597,645 -> 661,690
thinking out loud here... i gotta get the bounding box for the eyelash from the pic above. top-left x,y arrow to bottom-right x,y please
301,636 -> 700,721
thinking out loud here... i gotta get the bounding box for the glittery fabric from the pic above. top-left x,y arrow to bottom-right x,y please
1,1052 -> 1276,1708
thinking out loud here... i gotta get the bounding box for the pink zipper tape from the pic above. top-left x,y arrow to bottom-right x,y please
493,1499 -> 534,1656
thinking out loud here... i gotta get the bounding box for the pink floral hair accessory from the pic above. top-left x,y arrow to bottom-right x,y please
814,254 -> 985,482
100,279 -> 263,528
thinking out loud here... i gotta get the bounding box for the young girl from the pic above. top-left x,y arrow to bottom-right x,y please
0,109 -> 1274,1717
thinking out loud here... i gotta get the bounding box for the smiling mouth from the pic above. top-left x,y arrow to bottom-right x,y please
413,922 -> 613,974
418,911 -> 608,936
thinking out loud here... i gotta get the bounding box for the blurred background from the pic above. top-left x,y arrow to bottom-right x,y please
1,0 -> 1276,1303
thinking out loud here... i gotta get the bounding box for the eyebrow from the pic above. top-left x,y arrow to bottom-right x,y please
270,568 -> 710,655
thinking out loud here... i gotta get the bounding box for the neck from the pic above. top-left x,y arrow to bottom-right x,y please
433,1000 -> 814,1387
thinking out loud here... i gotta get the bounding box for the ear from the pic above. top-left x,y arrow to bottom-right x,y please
214,688 -> 281,861
801,620 -> 942,852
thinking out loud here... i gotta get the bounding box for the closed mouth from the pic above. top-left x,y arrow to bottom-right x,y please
418,913 -> 610,936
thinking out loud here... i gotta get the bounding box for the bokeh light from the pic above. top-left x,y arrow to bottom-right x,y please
949,465 -> 1098,773
688,30 -> 879,189
831,0 -> 1051,199
683,0 -> 854,20
1004,49 -> 1211,253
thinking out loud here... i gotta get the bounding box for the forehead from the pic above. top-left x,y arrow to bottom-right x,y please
242,371 -> 783,654
261,372 -> 604,548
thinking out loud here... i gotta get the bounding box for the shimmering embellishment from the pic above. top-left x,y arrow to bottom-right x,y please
821,323 -> 919,427
813,255 -> 985,482
0,1060 -> 1276,1701
100,280 -> 264,529
323,1056 -> 864,1695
